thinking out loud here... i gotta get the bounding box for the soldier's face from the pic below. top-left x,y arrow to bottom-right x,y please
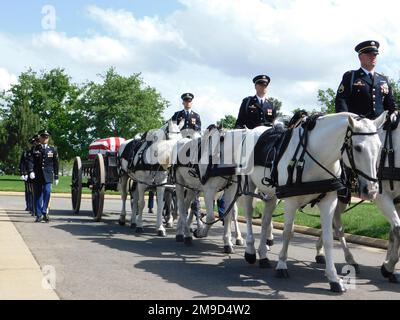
255,83 -> 268,96
359,52 -> 378,69
182,99 -> 193,110
40,135 -> 49,144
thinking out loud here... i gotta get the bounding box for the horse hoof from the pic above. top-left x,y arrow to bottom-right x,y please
224,246 -> 234,254
275,269 -> 290,279
236,239 -> 244,246
118,220 -> 126,226
184,237 -> 193,246
244,252 -> 257,265
330,282 -> 346,293
135,227 -> 144,234
158,230 -> 167,237
315,255 -> 326,265
381,264 -> 392,278
176,235 -> 184,242
266,239 -> 274,247
193,229 -> 200,239
259,258 -> 272,269
130,223 -> 137,229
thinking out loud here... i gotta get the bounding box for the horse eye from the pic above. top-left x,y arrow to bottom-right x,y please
354,145 -> 362,152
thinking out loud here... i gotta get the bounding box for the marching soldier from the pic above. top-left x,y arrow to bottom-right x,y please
19,139 -> 31,213
28,130 -> 59,223
172,93 -> 201,136
235,75 -> 277,129
335,40 -> 396,119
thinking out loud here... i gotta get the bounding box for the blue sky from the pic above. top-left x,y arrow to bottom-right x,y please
0,0 -> 399,126
0,1 -> 183,36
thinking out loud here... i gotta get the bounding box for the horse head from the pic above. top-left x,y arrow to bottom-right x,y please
343,111 -> 387,200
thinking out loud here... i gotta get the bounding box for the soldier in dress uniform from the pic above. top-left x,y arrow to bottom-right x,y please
235,75 -> 277,129
28,130 -> 59,223
172,93 -> 202,136
335,40 -> 396,119
172,93 -> 202,218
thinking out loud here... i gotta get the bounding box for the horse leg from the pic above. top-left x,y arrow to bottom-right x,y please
221,186 -> 236,254
156,186 -> 167,237
318,193 -> 346,293
332,201 -> 359,273
133,183 -> 146,233
258,196 -> 277,269
242,182 -> 257,264
119,174 -> 128,226
129,183 -> 138,229
175,184 -> 187,243
232,203 -> 244,246
193,189 -> 215,239
266,214 -> 274,248
275,200 -> 296,279
183,190 -> 196,245
375,194 -> 400,283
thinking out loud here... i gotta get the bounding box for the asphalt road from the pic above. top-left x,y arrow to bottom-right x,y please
1,194 -> 399,300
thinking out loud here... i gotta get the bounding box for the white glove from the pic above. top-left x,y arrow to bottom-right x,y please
20,175 -> 25,181
29,172 -> 35,180
54,179 -> 59,186
24,175 -> 28,181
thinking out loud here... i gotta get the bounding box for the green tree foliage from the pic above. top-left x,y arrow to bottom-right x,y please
317,88 -> 336,114
217,115 -> 237,129
0,67 -> 168,173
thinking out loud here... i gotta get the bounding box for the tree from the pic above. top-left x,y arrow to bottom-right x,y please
217,115 -> 237,129
82,67 -> 168,140
317,88 -> 336,114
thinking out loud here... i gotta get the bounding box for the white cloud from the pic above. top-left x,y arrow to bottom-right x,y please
0,68 -> 17,91
1,0 -> 400,127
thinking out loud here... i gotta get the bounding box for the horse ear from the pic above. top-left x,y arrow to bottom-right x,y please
374,111 -> 388,129
348,115 -> 356,129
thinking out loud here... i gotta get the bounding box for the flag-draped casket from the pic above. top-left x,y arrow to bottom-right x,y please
88,137 -> 126,159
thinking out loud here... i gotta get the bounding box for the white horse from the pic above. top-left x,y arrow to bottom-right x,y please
314,112 -> 400,283
182,126 -> 271,252
118,120 -> 182,236
173,128 -> 245,251
236,112 -> 386,292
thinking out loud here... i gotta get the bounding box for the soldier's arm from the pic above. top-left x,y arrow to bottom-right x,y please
53,148 -> 59,180
195,114 -> 201,132
19,153 -> 26,175
335,72 -> 351,113
27,148 -> 35,173
171,112 -> 178,122
383,77 -> 397,112
234,99 -> 248,129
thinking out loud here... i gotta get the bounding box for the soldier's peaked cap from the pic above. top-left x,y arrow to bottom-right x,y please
355,40 -> 380,55
253,75 -> 271,86
181,93 -> 194,100
38,129 -> 51,136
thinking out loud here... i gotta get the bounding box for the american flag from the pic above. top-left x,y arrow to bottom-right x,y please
88,137 -> 126,159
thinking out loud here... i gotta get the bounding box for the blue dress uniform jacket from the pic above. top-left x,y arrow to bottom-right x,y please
28,144 -> 59,184
235,96 -> 276,129
335,68 -> 396,119
172,110 -> 201,131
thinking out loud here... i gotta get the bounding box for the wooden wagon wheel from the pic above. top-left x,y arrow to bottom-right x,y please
92,153 -> 105,222
71,156 -> 82,214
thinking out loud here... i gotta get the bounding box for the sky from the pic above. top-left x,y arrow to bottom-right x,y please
1,0 -> 400,127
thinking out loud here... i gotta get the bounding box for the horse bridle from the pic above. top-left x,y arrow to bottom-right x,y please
341,126 -> 379,183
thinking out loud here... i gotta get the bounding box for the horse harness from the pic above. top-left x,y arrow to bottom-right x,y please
378,114 -> 400,193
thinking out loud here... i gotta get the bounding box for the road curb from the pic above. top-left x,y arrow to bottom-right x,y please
237,217 -> 388,250
0,191 -> 122,199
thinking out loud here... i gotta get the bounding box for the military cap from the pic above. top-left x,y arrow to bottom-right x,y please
253,74 -> 271,86
38,129 -> 51,137
181,93 -> 194,101
355,40 -> 380,55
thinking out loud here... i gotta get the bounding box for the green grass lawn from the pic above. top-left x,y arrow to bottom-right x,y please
0,175 -> 119,195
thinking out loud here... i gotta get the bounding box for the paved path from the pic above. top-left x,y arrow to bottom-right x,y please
0,195 -> 399,300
